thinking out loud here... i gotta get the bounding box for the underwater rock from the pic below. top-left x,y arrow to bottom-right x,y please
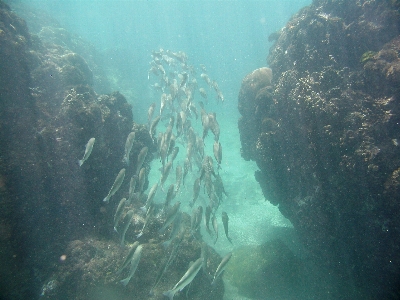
40,211 -> 224,300
239,0 -> 400,298
224,240 -> 301,299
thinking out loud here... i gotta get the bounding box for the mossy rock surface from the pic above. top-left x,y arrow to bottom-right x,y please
225,239 -> 301,299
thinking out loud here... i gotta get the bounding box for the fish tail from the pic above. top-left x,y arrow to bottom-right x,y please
113,226 -> 118,233
120,277 -> 130,286
103,196 -> 110,203
78,159 -> 84,167
163,290 -> 175,300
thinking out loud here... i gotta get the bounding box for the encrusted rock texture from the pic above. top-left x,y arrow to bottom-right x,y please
239,0 -> 400,299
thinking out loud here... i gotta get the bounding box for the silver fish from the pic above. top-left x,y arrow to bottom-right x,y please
137,203 -> 155,238
212,215 -> 218,245
163,257 -> 204,300
103,168 -> 126,203
116,241 -> 140,275
159,201 -> 181,234
199,88 -> 207,99
149,115 -> 161,140
208,113 -> 220,141
127,176 -> 137,204
78,137 -> 95,166
222,212 -> 233,244
142,182 -> 158,212
211,252 -> 232,285
160,93 -> 167,115
201,242 -> 209,277
162,212 -> 182,248
190,177 -> 201,208
113,198 -> 127,232
120,210 -> 134,246
137,167 -> 146,194
122,132 -> 136,166
152,229 -> 185,295
135,147 -> 148,176
148,102 -> 156,125
213,141 -> 222,169
164,184 -> 176,210
191,206 -> 203,236
205,205 -> 212,235
120,244 -> 143,286
175,165 -> 182,193
161,161 -> 173,190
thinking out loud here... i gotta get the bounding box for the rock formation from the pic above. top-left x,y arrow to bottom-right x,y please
239,0 -> 400,298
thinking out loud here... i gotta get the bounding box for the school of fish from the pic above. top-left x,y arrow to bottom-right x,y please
78,48 -> 232,298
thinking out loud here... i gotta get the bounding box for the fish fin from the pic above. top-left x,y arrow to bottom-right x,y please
103,196 -> 109,203
78,159 -> 84,166
120,277 -> 130,286
113,227 -> 118,233
163,290 -> 175,300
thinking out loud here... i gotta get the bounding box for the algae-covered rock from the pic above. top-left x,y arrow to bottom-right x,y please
225,240 -> 300,299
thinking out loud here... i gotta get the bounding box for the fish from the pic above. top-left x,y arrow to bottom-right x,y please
164,184 -> 176,210
176,112 -> 183,137
163,257 -> 204,300
211,252 -> 232,285
122,132 -> 136,166
191,206 -> 203,237
149,115 -> 161,140
208,113 -> 220,141
142,182 -> 158,212
179,72 -> 188,88
152,229 -> 185,295
199,88 -> 207,99
103,168 -> 126,203
113,198 -> 127,232
159,201 -> 181,234
196,136 -> 204,159
120,245 -> 143,286
214,173 -> 228,202
175,165 -> 182,193
213,141 -> 222,169
116,241 -> 140,275
148,103 -> 156,125
212,215 -> 218,245
78,137 -> 95,166
190,177 -> 201,208
162,212 -> 182,248
137,203 -> 155,238
137,167 -> 146,194
127,176 -> 137,204
160,93 -> 167,115
135,147 -> 148,176
183,157 -> 190,185
201,242 -> 209,277
161,161 -> 173,190
200,73 -> 211,86
120,210 -> 135,246
222,212 -> 233,244
205,205 -> 212,235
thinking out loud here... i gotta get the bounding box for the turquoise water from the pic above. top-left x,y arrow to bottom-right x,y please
5,0 -> 311,298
